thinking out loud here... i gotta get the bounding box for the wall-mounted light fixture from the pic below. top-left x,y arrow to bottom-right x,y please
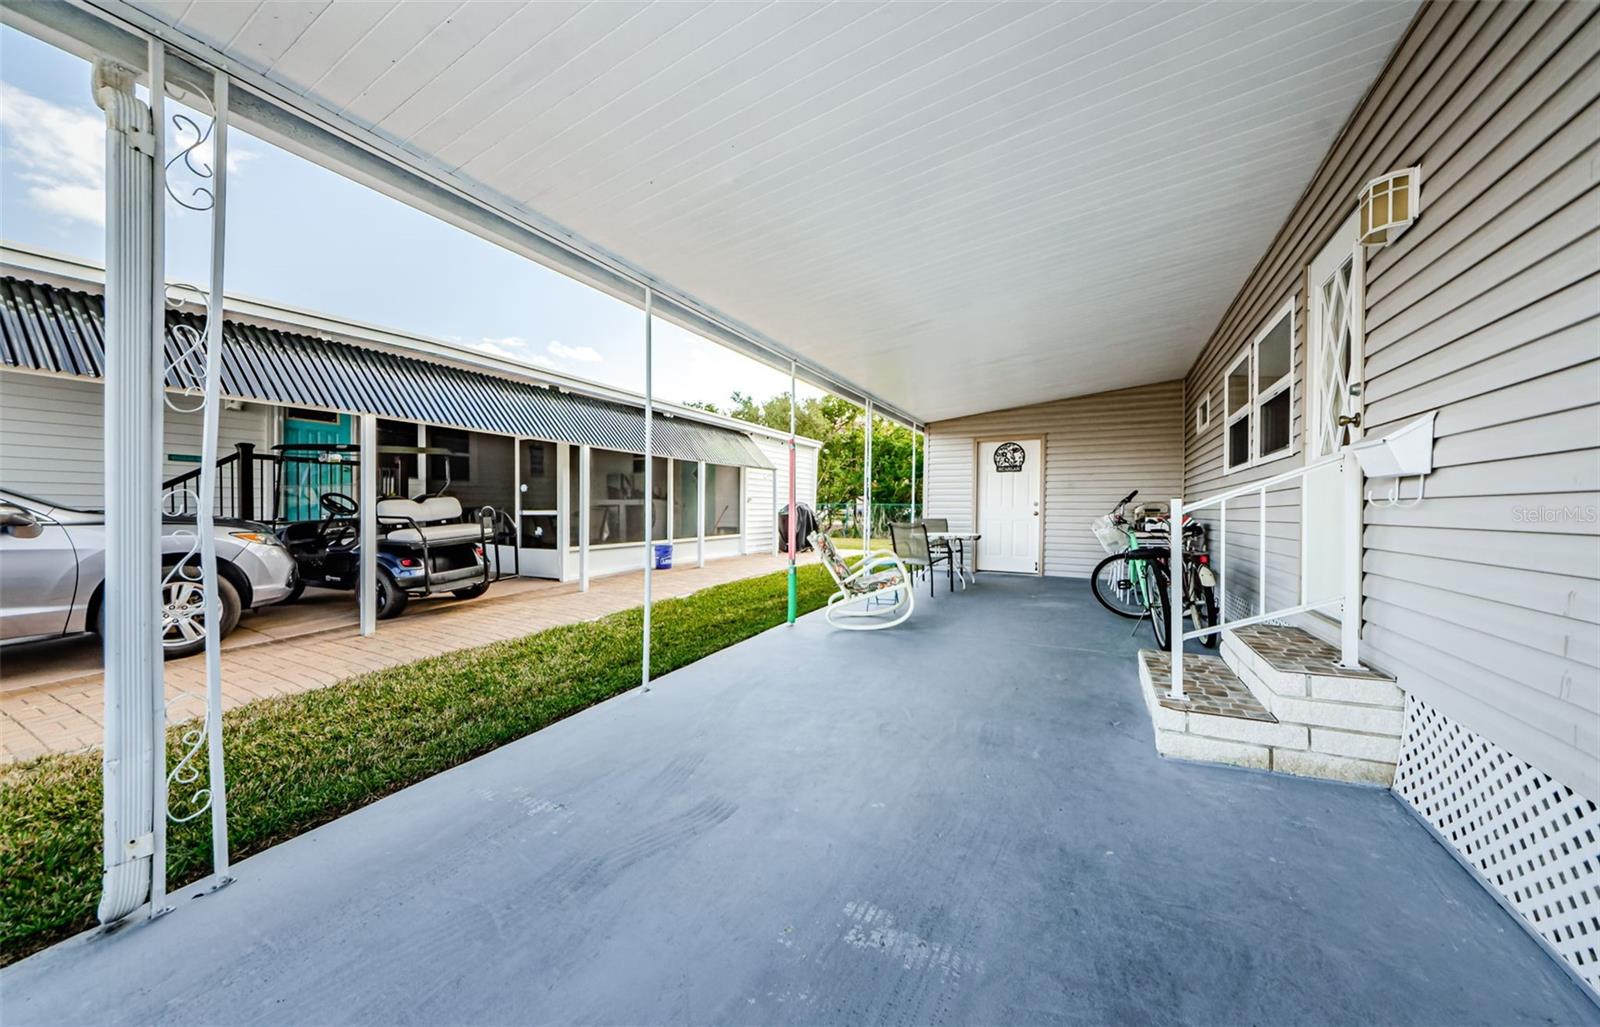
1359,166 -> 1421,246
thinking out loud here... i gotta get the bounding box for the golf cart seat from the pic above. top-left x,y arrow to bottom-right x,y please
376,497 -> 485,545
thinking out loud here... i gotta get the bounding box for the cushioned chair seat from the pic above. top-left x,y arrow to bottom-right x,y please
383,522 -> 484,545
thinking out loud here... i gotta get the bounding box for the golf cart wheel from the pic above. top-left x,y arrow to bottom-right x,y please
159,566 -> 242,659
376,569 -> 408,620
451,582 -> 491,600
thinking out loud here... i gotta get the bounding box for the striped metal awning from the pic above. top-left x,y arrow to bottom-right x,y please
0,277 -> 770,468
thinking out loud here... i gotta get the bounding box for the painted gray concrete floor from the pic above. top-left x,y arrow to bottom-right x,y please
6,575 -> 1595,1026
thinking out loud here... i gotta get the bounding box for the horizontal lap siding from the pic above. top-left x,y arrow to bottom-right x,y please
1181,0 -> 1600,796
926,380 -> 1184,578
0,369 -> 276,509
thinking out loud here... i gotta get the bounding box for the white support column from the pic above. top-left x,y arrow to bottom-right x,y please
93,55 -> 163,927
556,443 -> 571,581
910,427 -> 918,522
1169,497 -> 1186,700
358,414 -> 377,636
196,71 -> 231,882
642,289 -> 654,692
666,457 -> 675,551
696,461 -> 707,568
863,399 -> 873,550
1338,449 -> 1363,668
578,445 -> 591,591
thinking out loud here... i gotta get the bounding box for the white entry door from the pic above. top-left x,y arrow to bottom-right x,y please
1302,212 -> 1365,604
976,439 -> 1040,573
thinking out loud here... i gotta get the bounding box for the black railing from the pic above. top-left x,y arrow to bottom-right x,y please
163,442 -> 275,521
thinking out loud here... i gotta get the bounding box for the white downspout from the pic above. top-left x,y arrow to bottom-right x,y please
579,445 -> 590,591
94,55 -> 163,925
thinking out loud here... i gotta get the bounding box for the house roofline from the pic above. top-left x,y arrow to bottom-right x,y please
0,242 -> 823,449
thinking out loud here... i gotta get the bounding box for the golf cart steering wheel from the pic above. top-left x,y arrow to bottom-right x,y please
320,492 -> 359,517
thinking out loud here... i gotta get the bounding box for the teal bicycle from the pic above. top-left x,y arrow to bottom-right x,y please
1089,490 -> 1218,650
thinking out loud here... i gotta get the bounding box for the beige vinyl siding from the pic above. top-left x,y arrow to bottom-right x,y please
926,380 -> 1184,578
0,369 -> 277,510
1180,0 -> 1600,797
743,435 -> 821,553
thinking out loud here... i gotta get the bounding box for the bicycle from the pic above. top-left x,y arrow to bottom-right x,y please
1089,490 -> 1219,650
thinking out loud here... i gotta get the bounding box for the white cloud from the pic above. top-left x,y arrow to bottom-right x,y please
0,83 -> 106,226
471,335 -> 533,361
546,340 -> 602,364
0,84 -> 256,230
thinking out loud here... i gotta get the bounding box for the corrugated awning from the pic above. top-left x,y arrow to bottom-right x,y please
0,276 -> 771,469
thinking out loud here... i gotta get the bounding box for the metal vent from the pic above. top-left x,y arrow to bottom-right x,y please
1393,695 -> 1599,997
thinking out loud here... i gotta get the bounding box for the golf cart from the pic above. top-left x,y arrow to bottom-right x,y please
271,443 -> 495,619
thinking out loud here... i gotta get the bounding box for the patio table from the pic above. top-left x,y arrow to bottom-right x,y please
927,531 -> 981,588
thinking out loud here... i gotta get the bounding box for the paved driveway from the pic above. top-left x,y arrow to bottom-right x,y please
1,554 -> 788,762
5,575 -> 1594,1025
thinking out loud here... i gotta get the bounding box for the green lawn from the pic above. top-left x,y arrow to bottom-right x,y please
0,563 -> 833,964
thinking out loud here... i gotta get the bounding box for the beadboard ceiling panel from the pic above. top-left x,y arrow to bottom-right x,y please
124,0 -> 1418,421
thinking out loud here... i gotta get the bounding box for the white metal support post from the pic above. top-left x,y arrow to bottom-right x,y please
578,445 -> 591,590
642,289 -> 654,692
195,71 -> 232,882
1338,449 -> 1363,668
358,414 -> 377,636
910,428 -> 918,522
863,399 -> 873,550
696,461 -> 707,569
786,360 -> 798,624
94,53 -> 163,926
1168,497 -> 1186,700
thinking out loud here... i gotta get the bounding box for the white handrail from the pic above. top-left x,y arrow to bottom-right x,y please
1167,450 -> 1362,701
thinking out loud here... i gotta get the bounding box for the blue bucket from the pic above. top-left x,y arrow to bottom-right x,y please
653,543 -> 673,570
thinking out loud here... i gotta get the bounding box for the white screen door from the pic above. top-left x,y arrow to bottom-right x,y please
1302,212 -> 1364,604
977,439 -> 1040,573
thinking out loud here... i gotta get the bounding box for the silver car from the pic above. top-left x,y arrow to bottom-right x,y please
0,488 -> 300,659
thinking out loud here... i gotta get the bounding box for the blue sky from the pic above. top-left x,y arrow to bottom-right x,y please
0,25 -> 818,410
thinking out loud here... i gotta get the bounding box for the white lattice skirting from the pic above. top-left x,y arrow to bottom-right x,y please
1393,695 -> 1599,998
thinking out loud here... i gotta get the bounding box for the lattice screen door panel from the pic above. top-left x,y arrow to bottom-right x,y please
1393,696 -> 1599,997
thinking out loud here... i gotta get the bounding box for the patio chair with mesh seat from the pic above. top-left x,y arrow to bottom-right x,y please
889,521 -> 953,596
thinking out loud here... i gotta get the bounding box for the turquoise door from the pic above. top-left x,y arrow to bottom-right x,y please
281,410 -> 353,521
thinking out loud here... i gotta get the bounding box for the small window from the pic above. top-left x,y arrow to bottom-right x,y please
1195,392 -> 1212,432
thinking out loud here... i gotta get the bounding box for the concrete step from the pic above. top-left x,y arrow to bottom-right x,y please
1137,650 -> 1299,772
1218,624 -> 1402,785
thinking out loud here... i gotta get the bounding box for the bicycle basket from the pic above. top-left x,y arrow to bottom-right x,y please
1092,515 -> 1128,555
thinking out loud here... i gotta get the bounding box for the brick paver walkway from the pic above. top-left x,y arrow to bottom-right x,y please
1,553 -> 791,763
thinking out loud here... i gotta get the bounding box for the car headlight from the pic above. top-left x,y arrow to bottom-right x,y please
231,530 -> 284,548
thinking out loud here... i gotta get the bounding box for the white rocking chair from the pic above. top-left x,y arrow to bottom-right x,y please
811,532 -> 915,630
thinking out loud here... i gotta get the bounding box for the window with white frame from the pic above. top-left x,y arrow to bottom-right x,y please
1224,351 -> 1251,470
1253,304 -> 1294,462
1223,301 -> 1296,472
1195,391 -> 1212,433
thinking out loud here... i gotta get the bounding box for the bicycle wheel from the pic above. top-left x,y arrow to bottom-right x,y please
1145,561 -> 1173,650
1090,553 -> 1145,618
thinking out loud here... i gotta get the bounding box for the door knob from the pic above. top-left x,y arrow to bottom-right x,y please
1337,412 -> 1362,428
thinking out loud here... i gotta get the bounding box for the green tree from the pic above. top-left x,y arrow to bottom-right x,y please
696,391 -> 923,511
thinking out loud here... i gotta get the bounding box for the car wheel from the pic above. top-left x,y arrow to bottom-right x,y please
451,582 -> 490,600
160,567 -> 242,660
376,569 -> 408,620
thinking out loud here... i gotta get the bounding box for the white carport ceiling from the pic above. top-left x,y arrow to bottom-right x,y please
120,0 -> 1417,421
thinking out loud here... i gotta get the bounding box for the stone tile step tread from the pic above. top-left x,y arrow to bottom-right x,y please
1231,624 -> 1394,681
1138,650 -> 1277,723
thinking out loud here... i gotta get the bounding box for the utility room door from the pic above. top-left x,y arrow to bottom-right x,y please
976,439 -> 1041,574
